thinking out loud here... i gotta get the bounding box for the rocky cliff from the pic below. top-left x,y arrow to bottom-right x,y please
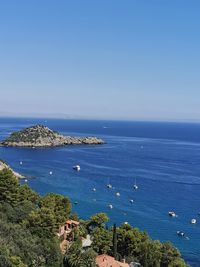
0,125 -> 104,147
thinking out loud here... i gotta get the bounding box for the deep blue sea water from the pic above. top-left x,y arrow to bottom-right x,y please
0,118 -> 200,266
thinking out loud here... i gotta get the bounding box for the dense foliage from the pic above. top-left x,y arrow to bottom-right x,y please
0,168 -> 188,267
85,216 -> 188,267
0,168 -> 70,267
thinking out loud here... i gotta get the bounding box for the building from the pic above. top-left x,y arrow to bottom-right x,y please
96,255 -> 129,267
82,234 -> 92,249
58,219 -> 80,239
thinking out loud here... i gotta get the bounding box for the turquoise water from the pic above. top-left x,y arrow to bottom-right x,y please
0,118 -> 200,266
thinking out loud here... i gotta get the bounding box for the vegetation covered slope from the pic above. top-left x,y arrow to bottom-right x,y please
0,168 -> 70,267
0,168 -> 188,267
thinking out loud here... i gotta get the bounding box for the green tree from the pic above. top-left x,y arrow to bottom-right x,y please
10,256 -> 27,267
91,227 -> 113,254
88,212 -> 109,228
160,242 -> 184,267
24,207 -> 57,237
168,258 -> 188,267
0,246 -> 12,267
139,240 -> 162,267
18,185 -> 40,204
0,169 -> 19,206
112,223 -> 117,259
64,241 -> 96,267
40,193 -> 71,227
80,249 -> 97,267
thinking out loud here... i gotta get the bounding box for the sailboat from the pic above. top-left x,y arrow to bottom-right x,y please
133,178 -> 138,190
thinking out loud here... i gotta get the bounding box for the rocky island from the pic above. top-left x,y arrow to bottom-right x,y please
0,124 -> 104,147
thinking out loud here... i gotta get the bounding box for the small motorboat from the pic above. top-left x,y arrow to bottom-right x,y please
73,165 -> 80,171
25,179 -> 28,183
108,204 -> 113,209
130,199 -> 134,204
133,185 -> 138,190
92,188 -> 96,192
116,192 -> 120,197
191,218 -> 197,224
19,161 -> 23,165
74,201 -> 78,205
168,211 -> 176,217
124,221 -> 128,225
106,177 -> 112,189
177,231 -> 185,237
49,171 -> 53,175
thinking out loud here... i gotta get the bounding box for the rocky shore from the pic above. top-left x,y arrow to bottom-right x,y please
0,160 -> 24,179
0,124 -> 104,147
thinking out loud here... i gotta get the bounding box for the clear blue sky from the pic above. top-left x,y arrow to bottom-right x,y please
0,0 -> 200,121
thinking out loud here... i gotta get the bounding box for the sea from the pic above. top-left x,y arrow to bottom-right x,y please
0,117 -> 200,266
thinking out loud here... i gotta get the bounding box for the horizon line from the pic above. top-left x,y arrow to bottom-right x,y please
0,114 -> 200,125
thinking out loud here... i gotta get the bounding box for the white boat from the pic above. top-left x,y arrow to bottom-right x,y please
130,199 -> 134,204
49,171 -> 53,175
107,178 -> 112,189
168,211 -> 176,217
133,178 -> 138,190
108,204 -> 113,209
92,188 -> 96,192
116,192 -> 120,197
177,231 -> 185,237
73,165 -> 80,171
25,179 -> 28,182
19,161 -> 23,165
191,218 -> 197,224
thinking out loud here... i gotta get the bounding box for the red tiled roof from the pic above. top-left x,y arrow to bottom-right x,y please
66,219 -> 79,225
96,255 -> 129,267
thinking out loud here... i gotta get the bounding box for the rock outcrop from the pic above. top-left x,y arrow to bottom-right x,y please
0,160 -> 24,179
0,124 -> 104,147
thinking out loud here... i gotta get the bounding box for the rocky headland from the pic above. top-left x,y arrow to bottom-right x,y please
0,124 -> 104,147
0,160 -> 24,179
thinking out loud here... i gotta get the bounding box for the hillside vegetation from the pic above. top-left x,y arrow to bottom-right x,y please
0,168 -> 188,267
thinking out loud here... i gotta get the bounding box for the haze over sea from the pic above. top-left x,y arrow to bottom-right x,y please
0,118 -> 200,266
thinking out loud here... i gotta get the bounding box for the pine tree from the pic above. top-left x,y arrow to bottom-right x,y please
0,168 -> 20,206
113,223 -> 117,259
